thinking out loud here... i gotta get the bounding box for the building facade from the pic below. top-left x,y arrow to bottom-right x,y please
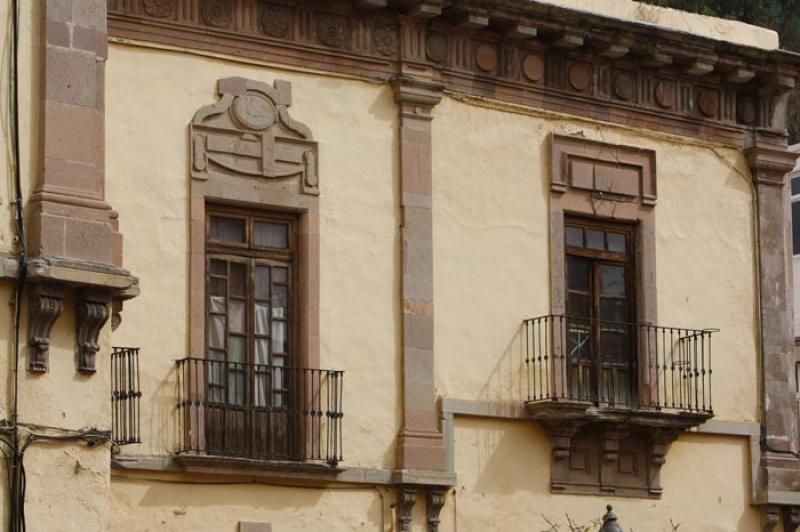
2,0 -> 800,530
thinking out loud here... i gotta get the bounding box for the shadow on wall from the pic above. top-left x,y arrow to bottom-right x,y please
476,322 -> 528,404
457,416 -> 550,497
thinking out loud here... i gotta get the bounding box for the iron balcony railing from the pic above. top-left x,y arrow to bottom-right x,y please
111,347 -> 142,446
524,315 -> 716,415
176,357 -> 344,466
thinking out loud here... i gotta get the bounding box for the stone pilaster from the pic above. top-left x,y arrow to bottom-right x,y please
30,0 -> 122,267
392,76 -> 446,471
746,129 -> 800,502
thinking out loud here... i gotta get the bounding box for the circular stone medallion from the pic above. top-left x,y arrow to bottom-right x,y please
568,62 -> 592,92
654,81 -> 675,109
612,72 -> 634,101
475,44 -> 498,72
425,34 -> 447,63
233,94 -> 276,131
522,54 -> 545,82
697,89 -> 719,117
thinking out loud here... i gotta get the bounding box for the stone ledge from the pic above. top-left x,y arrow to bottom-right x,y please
112,455 -> 455,488
0,253 -> 139,295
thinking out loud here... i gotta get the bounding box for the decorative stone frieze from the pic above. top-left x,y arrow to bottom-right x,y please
27,283 -> 65,373
108,0 -> 800,146
191,77 -> 319,195
76,289 -> 111,373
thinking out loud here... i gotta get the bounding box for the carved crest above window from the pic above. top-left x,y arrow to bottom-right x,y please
550,134 -> 656,207
191,77 -> 319,195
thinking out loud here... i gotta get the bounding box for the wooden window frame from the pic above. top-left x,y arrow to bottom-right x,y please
204,205 -> 298,372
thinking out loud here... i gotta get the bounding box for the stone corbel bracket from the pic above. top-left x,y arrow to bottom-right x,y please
76,289 -> 111,373
190,77 -> 319,195
27,283 -> 65,373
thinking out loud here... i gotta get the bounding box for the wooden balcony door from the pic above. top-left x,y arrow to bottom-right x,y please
204,207 -> 296,459
564,218 -> 636,406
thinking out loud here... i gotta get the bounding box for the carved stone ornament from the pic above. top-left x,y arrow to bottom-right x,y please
654,80 -> 676,109
27,283 -> 65,373
697,88 -> 719,117
143,0 -> 174,18
191,77 -> 319,195
396,487 -> 417,532
568,62 -> 592,91
522,53 -> 545,82
373,23 -> 399,56
425,34 -> 447,63
613,72 -> 634,101
541,421 -> 681,498
317,13 -> 347,48
76,290 -> 111,373
201,0 -> 233,29
261,5 -> 292,39
426,489 -> 447,532
550,134 -> 657,206
784,507 -> 800,532
475,43 -> 498,72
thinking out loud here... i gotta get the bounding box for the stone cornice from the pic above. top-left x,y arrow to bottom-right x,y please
108,0 -> 800,147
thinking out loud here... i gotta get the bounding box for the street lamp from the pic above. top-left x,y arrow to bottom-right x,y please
601,505 -> 623,532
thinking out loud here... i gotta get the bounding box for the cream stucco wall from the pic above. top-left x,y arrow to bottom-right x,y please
105,43 -> 401,469
440,417 -> 759,531
0,0 -> 40,255
432,95 -> 759,424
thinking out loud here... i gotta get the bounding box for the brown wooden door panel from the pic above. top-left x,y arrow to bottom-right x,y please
564,218 -> 637,406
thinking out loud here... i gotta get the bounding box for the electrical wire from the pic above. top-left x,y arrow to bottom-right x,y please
6,0 -> 27,529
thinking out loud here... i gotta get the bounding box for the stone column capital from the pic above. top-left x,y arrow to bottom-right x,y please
746,131 -> 798,187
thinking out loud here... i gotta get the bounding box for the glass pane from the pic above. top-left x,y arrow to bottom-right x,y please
255,266 -> 270,300
600,330 -> 630,363
228,336 -> 246,363
210,216 -> 245,243
229,300 -> 245,334
254,338 -> 269,365
274,392 -> 286,408
254,221 -> 289,248
567,257 -> 590,292
567,325 -> 592,361
255,303 -> 269,335
273,367 -> 284,392
793,200 -> 800,255
227,371 -> 245,405
209,295 -> 226,314
599,264 -> 626,296
273,285 -> 288,318
230,263 -> 246,297
567,293 -> 590,318
209,277 -> 226,296
793,177 -> 800,196
273,267 -> 288,283
208,315 -> 226,349
607,232 -> 627,253
587,229 -> 604,250
254,373 -> 268,407
210,259 -> 226,275
600,298 -> 628,323
272,321 -> 287,354
565,226 -> 583,247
